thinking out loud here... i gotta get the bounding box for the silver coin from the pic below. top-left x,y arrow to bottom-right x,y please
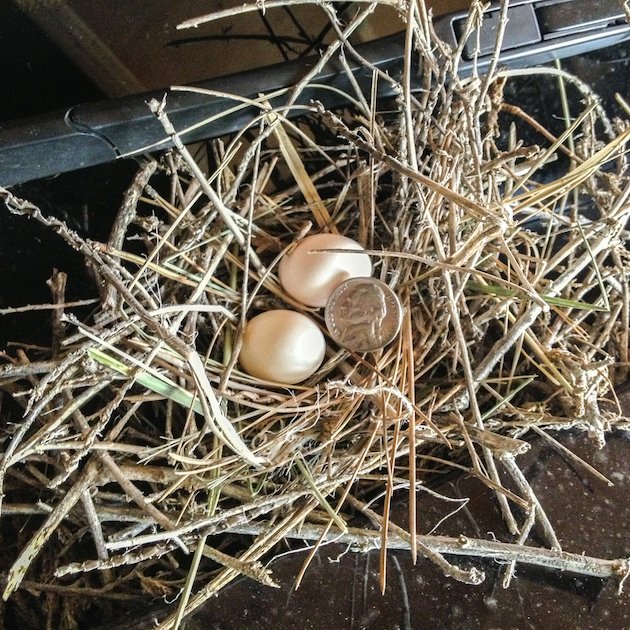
325,277 -> 402,352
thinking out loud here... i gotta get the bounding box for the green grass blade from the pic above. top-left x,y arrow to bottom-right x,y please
467,282 -> 608,312
88,348 -> 203,414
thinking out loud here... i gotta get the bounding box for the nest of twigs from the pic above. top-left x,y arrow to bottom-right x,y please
1,2 -> 630,628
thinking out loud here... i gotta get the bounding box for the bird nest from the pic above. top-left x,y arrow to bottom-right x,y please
1,2 -> 630,628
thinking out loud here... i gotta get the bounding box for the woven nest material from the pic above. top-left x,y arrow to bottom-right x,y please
1,2 -> 630,627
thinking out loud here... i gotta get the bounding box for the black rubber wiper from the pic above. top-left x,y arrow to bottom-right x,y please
1,0 -> 628,187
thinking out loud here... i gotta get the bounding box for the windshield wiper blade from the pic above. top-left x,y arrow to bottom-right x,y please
2,0 -> 628,187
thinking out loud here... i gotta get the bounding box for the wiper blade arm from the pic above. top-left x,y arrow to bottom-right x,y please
1,0 -> 628,187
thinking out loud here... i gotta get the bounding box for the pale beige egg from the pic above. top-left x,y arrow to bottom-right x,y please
278,233 -> 372,308
239,310 -> 326,384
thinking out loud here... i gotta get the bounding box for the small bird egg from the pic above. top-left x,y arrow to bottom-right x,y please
239,310 -> 326,385
278,233 -> 372,308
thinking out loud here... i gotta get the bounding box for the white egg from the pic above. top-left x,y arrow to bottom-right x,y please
278,233 -> 372,308
239,310 -> 326,384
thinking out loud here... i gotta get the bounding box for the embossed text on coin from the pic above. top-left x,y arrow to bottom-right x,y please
324,277 -> 402,352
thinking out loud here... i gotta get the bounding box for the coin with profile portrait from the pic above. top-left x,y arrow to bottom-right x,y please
324,277 -> 402,352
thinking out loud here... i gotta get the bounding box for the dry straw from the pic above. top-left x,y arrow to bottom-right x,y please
1,1 -> 630,627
